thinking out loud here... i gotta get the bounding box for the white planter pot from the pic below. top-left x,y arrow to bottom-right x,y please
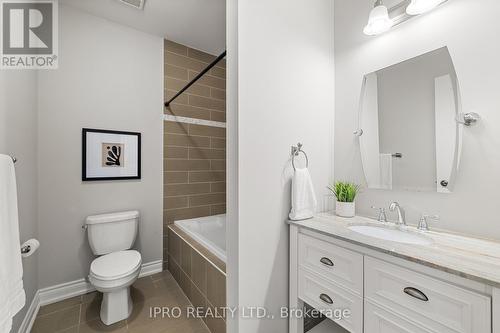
336,201 -> 355,218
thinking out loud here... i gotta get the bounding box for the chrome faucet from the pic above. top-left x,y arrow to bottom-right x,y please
389,202 -> 406,226
371,206 -> 388,223
417,214 -> 440,231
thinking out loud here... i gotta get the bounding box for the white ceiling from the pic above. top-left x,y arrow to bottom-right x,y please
60,0 -> 226,55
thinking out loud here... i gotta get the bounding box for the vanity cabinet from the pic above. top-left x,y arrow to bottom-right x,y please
289,223 -> 497,333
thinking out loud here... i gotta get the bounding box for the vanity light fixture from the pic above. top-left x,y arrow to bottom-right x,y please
363,0 -> 394,36
406,0 -> 447,15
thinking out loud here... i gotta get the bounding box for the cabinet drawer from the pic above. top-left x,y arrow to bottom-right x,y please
365,301 -> 437,333
298,268 -> 363,333
365,257 -> 491,333
298,233 -> 363,296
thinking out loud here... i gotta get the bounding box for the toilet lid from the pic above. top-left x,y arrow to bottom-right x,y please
90,250 -> 142,280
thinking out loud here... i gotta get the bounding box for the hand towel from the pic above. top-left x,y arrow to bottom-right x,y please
379,153 -> 393,190
289,168 -> 317,221
0,154 -> 25,333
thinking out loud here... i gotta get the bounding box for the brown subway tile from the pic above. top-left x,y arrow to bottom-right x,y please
164,121 -> 189,134
189,171 -> 225,183
190,281 -> 207,311
165,159 -> 211,172
211,204 -> 226,215
189,193 -> 226,207
168,254 -> 181,282
210,66 -> 226,79
180,241 -> 192,276
191,250 -> 207,295
164,196 -> 189,210
189,148 -> 226,160
165,77 -> 187,92
165,40 -> 188,56
211,111 -> 226,122
164,134 -> 210,148
207,264 -> 226,310
166,78 -> 211,97
189,124 -> 226,138
189,71 -> 226,90
165,147 -> 188,159
165,89 -> 189,105
189,95 -> 225,112
165,183 -> 211,196
211,160 -> 226,171
165,64 -> 189,80
165,52 -> 206,72
211,88 -> 226,101
178,269 -> 191,300
211,138 -> 226,149
168,230 -> 181,264
187,48 -> 217,64
186,84 -> 211,98
164,171 -> 188,184
165,206 -> 211,224
166,104 -> 212,121
211,182 -> 226,193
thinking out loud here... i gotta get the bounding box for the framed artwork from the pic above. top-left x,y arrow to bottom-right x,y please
82,128 -> 141,181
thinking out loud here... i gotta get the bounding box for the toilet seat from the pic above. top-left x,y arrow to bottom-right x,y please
90,250 -> 142,280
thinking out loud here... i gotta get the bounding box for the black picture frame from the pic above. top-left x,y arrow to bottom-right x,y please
82,128 -> 141,181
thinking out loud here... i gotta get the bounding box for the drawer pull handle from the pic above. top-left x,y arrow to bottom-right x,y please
403,287 -> 429,302
320,257 -> 334,267
319,293 -> 333,304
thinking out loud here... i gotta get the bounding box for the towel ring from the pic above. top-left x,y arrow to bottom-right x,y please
291,143 -> 309,170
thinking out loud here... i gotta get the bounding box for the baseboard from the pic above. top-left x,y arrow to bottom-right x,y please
18,260 -> 163,333
17,290 -> 40,333
139,259 -> 163,278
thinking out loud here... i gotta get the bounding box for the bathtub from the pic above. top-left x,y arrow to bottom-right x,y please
174,214 -> 226,263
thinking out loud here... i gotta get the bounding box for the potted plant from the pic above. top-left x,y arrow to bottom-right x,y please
328,181 -> 360,218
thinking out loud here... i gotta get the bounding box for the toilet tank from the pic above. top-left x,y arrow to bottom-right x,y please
85,211 -> 139,255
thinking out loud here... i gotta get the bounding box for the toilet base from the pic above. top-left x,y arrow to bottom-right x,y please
100,287 -> 133,325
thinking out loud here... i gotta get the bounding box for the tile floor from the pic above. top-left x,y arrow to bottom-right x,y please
32,271 -> 211,333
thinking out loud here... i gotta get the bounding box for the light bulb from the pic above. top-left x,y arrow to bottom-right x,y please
364,3 -> 393,36
406,0 -> 447,15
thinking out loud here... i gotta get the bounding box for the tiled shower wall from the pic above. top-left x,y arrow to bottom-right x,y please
163,40 -> 226,268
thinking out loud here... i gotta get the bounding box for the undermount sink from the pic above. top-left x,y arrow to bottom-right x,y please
348,225 -> 433,245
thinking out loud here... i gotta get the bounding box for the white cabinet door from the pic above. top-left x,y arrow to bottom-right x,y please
365,301 -> 438,333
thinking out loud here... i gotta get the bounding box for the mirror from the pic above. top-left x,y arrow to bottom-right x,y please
358,47 -> 462,193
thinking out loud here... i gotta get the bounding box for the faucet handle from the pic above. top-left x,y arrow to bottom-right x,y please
418,214 -> 440,231
371,206 -> 388,223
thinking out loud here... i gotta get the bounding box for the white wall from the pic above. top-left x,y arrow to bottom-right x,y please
37,5 -> 164,287
0,71 -> 39,331
230,0 -> 335,331
335,0 -> 500,239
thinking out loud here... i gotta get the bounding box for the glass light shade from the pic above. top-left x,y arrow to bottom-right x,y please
363,5 -> 393,36
406,0 -> 446,15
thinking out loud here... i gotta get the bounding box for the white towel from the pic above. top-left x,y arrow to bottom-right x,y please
0,154 -> 25,333
289,168 -> 317,221
379,153 -> 393,190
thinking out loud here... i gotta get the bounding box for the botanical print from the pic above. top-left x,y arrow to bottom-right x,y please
102,143 -> 124,167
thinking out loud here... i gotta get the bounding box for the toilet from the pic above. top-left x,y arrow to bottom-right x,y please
85,211 -> 142,325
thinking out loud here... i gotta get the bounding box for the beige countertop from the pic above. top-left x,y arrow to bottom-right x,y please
288,213 -> 500,288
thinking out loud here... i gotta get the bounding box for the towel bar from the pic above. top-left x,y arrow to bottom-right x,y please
11,156 -> 17,163
291,143 -> 309,170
